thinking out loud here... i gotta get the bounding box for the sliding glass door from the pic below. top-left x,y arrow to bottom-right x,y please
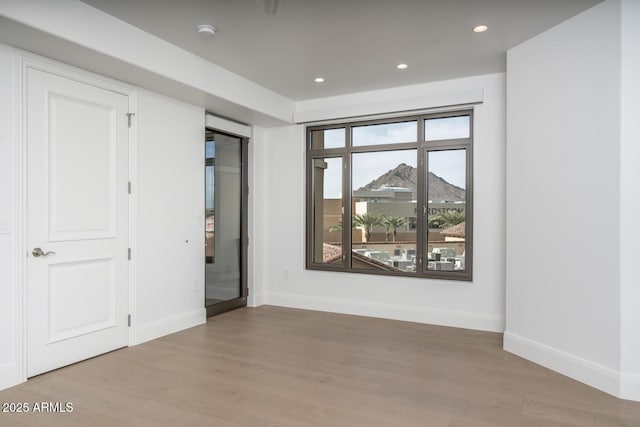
205,129 -> 248,317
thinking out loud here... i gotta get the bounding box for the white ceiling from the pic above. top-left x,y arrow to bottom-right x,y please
80,0 -> 600,101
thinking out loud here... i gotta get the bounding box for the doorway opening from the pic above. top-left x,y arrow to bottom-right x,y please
205,128 -> 248,317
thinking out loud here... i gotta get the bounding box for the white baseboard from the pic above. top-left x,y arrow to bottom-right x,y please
0,361 -> 24,392
248,292 -> 265,308
504,331 -> 623,399
265,292 -> 504,332
134,308 -> 206,345
620,372 -> 640,401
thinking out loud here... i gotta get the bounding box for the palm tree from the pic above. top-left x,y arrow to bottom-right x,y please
430,210 -> 465,229
329,219 -> 356,233
353,213 -> 383,242
328,221 -> 343,233
382,216 -> 405,242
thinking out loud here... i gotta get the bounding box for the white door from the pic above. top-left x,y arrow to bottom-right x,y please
27,68 -> 130,377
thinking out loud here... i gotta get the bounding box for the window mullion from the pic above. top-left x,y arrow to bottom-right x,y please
464,140 -> 474,279
343,127 -> 352,269
416,120 -> 426,275
305,129 -> 312,268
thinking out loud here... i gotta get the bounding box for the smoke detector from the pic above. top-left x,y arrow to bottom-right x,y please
197,24 -> 217,37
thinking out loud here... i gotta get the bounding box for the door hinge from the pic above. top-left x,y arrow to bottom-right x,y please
128,248 -> 132,260
128,181 -> 132,194
126,112 -> 135,128
128,314 -> 132,327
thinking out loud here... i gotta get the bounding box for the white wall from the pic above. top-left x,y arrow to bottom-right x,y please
0,47 -> 207,390
246,129 -> 260,307
0,44 -> 20,391
248,127 -> 268,307
134,89 -> 206,344
505,0 -> 624,398
619,0 -> 640,400
254,73 -> 506,332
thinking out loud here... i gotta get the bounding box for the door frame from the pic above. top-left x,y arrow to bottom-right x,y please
14,50 -> 138,382
204,127 -> 250,318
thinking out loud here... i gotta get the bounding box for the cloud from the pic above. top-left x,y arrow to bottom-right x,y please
353,121 -> 417,146
319,117 -> 469,197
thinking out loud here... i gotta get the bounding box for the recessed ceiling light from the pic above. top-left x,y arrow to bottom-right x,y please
314,77 -> 325,83
473,25 -> 488,33
197,24 -> 217,37
396,63 -> 408,70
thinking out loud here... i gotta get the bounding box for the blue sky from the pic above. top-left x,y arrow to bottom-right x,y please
321,118 -> 468,198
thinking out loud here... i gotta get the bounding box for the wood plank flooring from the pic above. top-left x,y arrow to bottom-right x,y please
1,306 -> 639,427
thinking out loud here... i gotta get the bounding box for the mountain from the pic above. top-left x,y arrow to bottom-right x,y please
359,162 -> 418,192
358,163 -> 465,201
428,172 -> 466,201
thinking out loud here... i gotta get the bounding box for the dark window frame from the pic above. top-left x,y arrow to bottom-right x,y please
204,128 -> 250,317
305,110 -> 473,281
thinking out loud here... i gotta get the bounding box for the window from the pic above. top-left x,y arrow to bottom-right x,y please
306,111 -> 473,280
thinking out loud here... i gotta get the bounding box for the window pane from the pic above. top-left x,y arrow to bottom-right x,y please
311,128 -> 345,150
205,133 -> 243,305
352,121 -> 417,147
426,149 -> 467,272
205,141 -> 215,262
425,116 -> 470,141
352,150 -> 417,272
312,157 -> 343,264
306,110 -> 473,280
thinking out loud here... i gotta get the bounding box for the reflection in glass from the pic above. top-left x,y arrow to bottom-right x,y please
312,157 -> 342,264
425,116 -> 470,141
311,128 -> 345,150
205,132 -> 242,306
352,121 -> 417,147
426,149 -> 467,272
351,150 -> 417,272
205,142 -> 215,262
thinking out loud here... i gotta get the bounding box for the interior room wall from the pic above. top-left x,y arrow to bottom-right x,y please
505,0 -> 623,397
0,45 -> 208,391
247,128 -> 264,307
619,0 -> 640,400
134,89 -> 206,344
253,73 -> 506,332
0,44 -> 19,391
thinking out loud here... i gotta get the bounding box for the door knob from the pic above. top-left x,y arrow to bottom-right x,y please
32,247 -> 56,257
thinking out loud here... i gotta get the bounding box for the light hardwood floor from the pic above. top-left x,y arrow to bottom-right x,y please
1,306 -> 639,427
